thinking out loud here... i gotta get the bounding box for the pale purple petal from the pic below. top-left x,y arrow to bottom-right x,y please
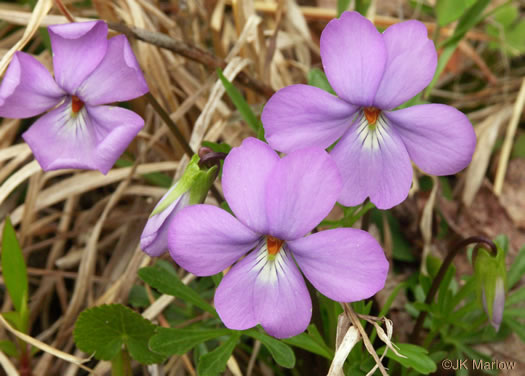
262,84 -> 357,153
289,228 -> 388,302
491,279 -> 505,331
331,113 -> 413,209
85,105 -> 144,173
254,249 -> 311,338
168,204 -> 260,276
78,35 -> 149,105
49,21 -> 108,93
373,21 -> 437,110
214,249 -> 260,331
22,101 -> 143,173
0,52 -> 65,118
386,104 -> 476,175
140,187 -> 189,257
266,147 -> 342,240
222,138 -> 279,234
320,11 -> 386,106
482,278 -> 505,331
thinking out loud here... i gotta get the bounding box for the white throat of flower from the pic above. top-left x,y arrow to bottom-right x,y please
54,97 -> 90,139
355,108 -> 390,151
253,237 -> 287,285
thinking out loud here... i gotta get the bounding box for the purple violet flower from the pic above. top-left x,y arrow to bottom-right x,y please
261,11 -> 476,209
0,21 -> 149,174
168,137 -> 388,338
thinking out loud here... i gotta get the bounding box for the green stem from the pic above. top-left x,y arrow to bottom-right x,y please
112,347 -> 132,376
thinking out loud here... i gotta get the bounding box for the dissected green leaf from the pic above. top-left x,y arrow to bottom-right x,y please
73,304 -> 165,364
1,217 -> 28,314
197,333 -> 241,376
149,327 -> 232,355
245,329 -> 296,368
138,264 -> 216,315
379,343 -> 437,374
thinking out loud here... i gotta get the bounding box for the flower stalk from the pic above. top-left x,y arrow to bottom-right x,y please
409,236 -> 497,344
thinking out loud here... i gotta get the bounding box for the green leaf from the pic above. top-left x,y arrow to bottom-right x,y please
435,0 -> 476,26
201,141 -> 232,154
355,0 -> 372,15
506,286 -> 525,307
149,327 -> 232,356
138,264 -> 216,315
1,217 -> 28,314
128,285 -> 155,308
486,4 -> 525,56
508,245 -> 525,289
371,209 -> 415,262
379,282 -> 407,318
425,0 -> 491,96
217,68 -> 264,139
282,325 -> 333,359
443,0 -> 491,48
73,304 -> 165,364
379,343 -> 437,374
197,333 -> 241,376
307,68 -> 335,95
245,329 -> 295,368
505,318 -> 525,343
336,0 -> 351,17
1,312 -> 23,332
0,340 -> 18,357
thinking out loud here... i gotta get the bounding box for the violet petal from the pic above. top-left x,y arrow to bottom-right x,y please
78,34 -> 149,105
289,228 -> 388,302
386,104 -> 476,176
0,52 -> 65,118
373,20 -> 437,110
48,21 -> 108,93
320,11 -> 386,107
262,84 -> 358,153
222,138 -> 279,234
265,147 -> 342,240
168,204 -> 259,276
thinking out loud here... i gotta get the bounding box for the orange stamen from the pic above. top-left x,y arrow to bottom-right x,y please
267,236 -> 284,256
71,95 -> 84,113
364,107 -> 381,125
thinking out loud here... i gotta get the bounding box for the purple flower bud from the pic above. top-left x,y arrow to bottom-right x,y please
140,185 -> 190,257
482,277 -> 505,331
